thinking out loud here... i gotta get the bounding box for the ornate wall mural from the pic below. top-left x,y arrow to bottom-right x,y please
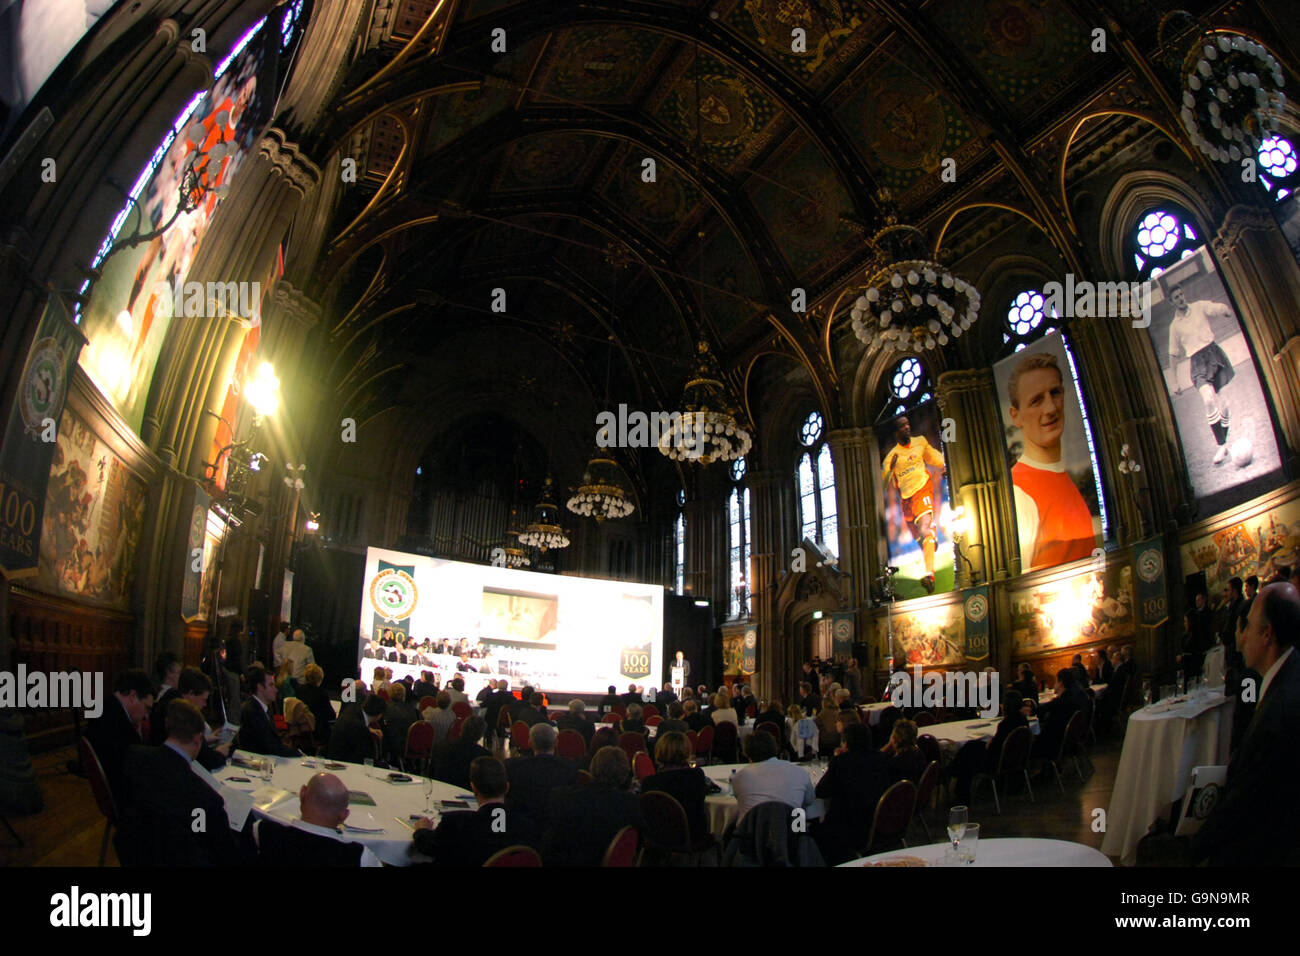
1008,564 -> 1134,655
876,600 -> 965,668
1181,495 -> 1300,598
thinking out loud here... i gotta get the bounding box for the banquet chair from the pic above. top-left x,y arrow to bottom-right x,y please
910,760 -> 941,842
695,725 -> 714,764
418,695 -> 437,713
972,724 -> 1033,814
1046,711 -> 1091,794
449,716 -> 465,741
405,721 -> 435,775
634,751 -> 656,782
511,721 -> 532,755
643,704 -> 659,719
916,733 -> 942,767
618,731 -> 648,761
711,721 -> 739,764
746,704 -> 757,718
591,727 -> 618,754
863,780 -> 916,856
646,715 -> 663,727
600,713 -> 621,724
452,701 -> 472,719
756,721 -> 782,741
686,730 -> 699,756
913,711 -> 936,727
556,729 -> 586,760
639,790 -> 720,866
78,737 -> 117,866
602,825 -> 640,867
483,845 -> 542,867
610,705 -> 626,719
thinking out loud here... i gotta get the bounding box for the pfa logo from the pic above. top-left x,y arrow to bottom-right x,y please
369,568 -> 418,622
1137,547 -> 1163,584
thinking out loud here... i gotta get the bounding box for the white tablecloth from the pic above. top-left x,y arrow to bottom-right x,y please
1203,646 -> 1226,686
860,702 -> 895,726
699,762 -> 825,840
215,753 -> 474,866
841,838 -> 1111,867
919,718 -> 999,752
1100,692 -> 1234,865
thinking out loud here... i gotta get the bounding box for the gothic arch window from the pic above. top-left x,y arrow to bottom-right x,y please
728,460 -> 751,619
280,0 -> 306,50
796,412 -> 838,559
998,287 -> 1110,541
674,489 -> 686,595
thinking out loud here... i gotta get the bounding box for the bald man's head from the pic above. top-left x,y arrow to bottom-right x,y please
1241,582 -> 1300,674
299,772 -> 350,829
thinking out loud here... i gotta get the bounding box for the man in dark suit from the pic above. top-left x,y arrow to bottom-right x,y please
176,666 -> 231,771
238,664 -> 299,757
1192,582 -> 1300,866
1033,669 -> 1089,758
516,691 -> 550,728
1180,591 -> 1215,679
432,715 -> 490,791
328,695 -> 385,764
84,668 -> 154,806
147,651 -> 181,745
115,699 -> 246,866
504,724 -> 577,832
620,683 -> 641,710
555,699 -> 594,746
414,756 -> 537,866
657,700 -> 690,737
813,723 -> 890,865
256,772 -> 380,866
1219,576 -> 1245,665
543,746 -> 642,867
598,685 -> 621,714
683,699 -> 709,733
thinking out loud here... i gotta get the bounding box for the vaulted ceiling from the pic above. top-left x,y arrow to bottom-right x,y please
302,0 -> 1235,495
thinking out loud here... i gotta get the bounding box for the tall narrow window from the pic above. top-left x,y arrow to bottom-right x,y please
796,411 -> 838,557
728,460 -> 751,619
673,490 -> 685,595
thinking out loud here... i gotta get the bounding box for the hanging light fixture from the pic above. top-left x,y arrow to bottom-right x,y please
848,203 -> 981,354
1178,31 -> 1287,164
659,38 -> 753,465
501,510 -> 532,569
568,451 -> 636,521
519,475 -> 570,552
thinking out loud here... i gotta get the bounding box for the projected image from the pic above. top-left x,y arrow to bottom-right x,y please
482,590 -> 558,643
358,547 -> 663,696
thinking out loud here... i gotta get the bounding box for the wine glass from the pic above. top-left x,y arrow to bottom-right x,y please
947,805 -> 968,851
423,776 -> 435,816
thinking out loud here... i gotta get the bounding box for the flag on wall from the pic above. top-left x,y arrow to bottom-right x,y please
1133,537 -> 1169,627
963,586 -> 990,662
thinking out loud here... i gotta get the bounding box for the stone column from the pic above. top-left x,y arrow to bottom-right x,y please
1212,204 -> 1300,470
825,427 -> 877,612
747,470 -> 781,700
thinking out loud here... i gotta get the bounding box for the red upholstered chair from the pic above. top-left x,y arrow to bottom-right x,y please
449,716 -> 465,741
686,730 -> 699,754
556,729 -> 586,760
601,825 -> 639,867
78,737 -> 117,866
483,845 -> 542,867
756,721 -> 781,740
418,696 -> 437,713
746,705 -> 757,718
864,780 -> 917,856
634,751 -> 655,781
639,790 -> 719,865
497,707 -> 513,737
646,715 -> 663,727
375,689 -> 390,702
405,721 -> 435,775
601,713 -> 621,724
643,705 -> 659,719
452,701 -> 472,719
711,721 -> 739,764
694,725 -> 713,763
511,721 -> 532,754
913,711 -> 937,727
591,727 -> 617,754
610,705 -> 626,719
618,731 -> 648,761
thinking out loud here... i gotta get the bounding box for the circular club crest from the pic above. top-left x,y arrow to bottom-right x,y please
964,593 -> 989,623
369,568 -> 418,622
187,504 -> 206,553
1193,782 -> 1220,819
1137,547 -> 1164,584
833,619 -> 852,641
20,337 -> 66,436
744,630 -> 757,648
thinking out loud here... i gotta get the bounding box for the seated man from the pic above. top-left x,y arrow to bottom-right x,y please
148,651 -> 181,745
1033,669 -> 1089,758
383,682 -> 420,764
598,685 -> 621,714
414,756 -> 534,865
505,724 -> 578,833
618,703 -> 651,752
116,699 -> 245,866
732,730 -> 817,823
445,677 -> 470,707
543,746 -> 642,867
238,664 -> 299,757
425,690 -> 459,742
256,772 -> 381,866
85,668 -> 154,807
516,690 -> 550,728
813,723 -> 890,865
176,666 -> 232,771
555,699 -> 594,746
328,694 -> 386,764
432,716 -> 490,791
657,700 -> 690,736
683,699 -> 709,733
1192,582 -> 1300,866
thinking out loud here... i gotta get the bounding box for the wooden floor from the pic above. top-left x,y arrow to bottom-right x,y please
0,738 -> 1125,867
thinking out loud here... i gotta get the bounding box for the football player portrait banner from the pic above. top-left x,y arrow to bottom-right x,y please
0,294 -> 85,576
875,399 -> 954,600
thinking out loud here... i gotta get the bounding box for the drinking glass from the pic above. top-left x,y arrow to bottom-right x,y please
363,757 -> 374,779
958,823 -> 980,864
1141,680 -> 1152,706
1176,672 -> 1186,696
1160,684 -> 1175,702
423,776 -> 435,815
260,758 -> 274,783
947,806 -> 968,851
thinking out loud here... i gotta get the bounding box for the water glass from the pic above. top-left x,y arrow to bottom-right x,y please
259,758 -> 274,783
1141,680 -> 1152,706
947,805 -> 968,850
958,823 -> 980,864
1160,684 -> 1175,702
363,757 -> 374,778
1176,672 -> 1186,696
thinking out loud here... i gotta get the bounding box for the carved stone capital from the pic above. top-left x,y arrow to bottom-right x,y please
1212,204 -> 1277,259
825,426 -> 871,450
260,128 -> 322,196
271,281 -> 322,331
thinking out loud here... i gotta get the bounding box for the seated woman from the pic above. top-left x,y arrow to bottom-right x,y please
949,690 -> 1029,804
295,664 -> 335,748
817,698 -> 841,753
710,693 -> 738,727
755,696 -> 785,732
640,731 -> 710,845
620,702 -> 652,752
880,718 -> 927,784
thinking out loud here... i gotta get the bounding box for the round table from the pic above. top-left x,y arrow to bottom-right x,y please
700,761 -> 825,840
860,702 -> 896,727
1100,690 -> 1233,866
839,838 -> 1112,867
215,753 -> 475,866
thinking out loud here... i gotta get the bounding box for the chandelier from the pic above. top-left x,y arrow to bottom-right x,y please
1179,32 -> 1286,164
518,476 -> 570,552
657,340 -> 753,464
567,451 -> 635,521
501,508 -> 532,568
848,220 -> 980,354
